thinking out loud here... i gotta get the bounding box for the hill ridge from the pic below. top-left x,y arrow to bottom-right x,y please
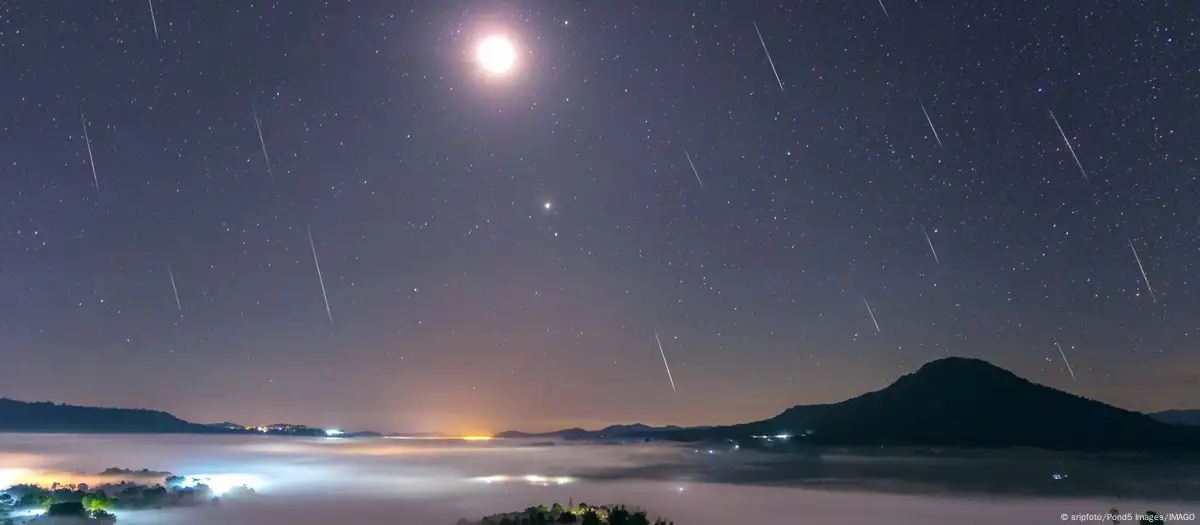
0,397 -> 204,433
500,357 -> 1200,451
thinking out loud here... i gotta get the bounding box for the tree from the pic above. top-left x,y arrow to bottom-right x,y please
18,491 -> 55,510
629,510 -> 651,525
581,509 -> 601,525
551,503 -> 564,515
609,505 -> 631,525
82,494 -> 117,512
46,502 -> 87,517
557,511 -> 578,524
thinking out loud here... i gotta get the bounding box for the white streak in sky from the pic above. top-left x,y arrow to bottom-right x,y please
684,149 -> 704,189
918,98 -> 943,148
80,112 -> 100,195
1049,110 -> 1088,182
252,105 -> 272,176
653,328 -> 677,393
148,0 -> 160,41
863,298 -> 881,333
1127,238 -> 1157,304
307,225 -> 333,324
752,22 -> 785,93
922,227 -> 940,264
1054,341 -> 1076,381
878,0 -> 892,21
168,265 -> 181,311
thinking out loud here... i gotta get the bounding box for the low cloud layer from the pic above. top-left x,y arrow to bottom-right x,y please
2,434 -> 1198,525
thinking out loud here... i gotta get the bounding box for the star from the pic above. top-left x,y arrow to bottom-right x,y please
477,35 -> 517,76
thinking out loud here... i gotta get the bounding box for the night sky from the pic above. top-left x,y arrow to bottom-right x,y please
1,1 -> 1197,435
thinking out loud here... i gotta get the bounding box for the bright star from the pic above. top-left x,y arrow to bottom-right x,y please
543,202 -> 552,210
477,36 -> 516,75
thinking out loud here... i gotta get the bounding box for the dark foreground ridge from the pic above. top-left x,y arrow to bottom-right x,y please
502,357 -> 1200,451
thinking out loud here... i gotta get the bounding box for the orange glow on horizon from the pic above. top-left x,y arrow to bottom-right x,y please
380,435 -> 494,441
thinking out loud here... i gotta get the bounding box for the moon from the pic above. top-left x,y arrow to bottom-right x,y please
477,36 -> 517,75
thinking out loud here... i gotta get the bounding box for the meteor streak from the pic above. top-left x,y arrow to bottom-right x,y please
148,0 -> 160,41
923,227 -> 940,264
1127,238 -> 1157,303
918,98 -> 943,148
684,149 -> 704,189
653,328 -> 677,392
307,226 -> 333,324
752,22 -> 785,93
863,298 -> 881,333
1054,341 -> 1076,381
252,105 -> 272,176
168,265 -> 181,311
1049,110 -> 1088,182
80,112 -> 100,195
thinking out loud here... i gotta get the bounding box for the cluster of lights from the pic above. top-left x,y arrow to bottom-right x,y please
471,474 -> 574,486
1,469 -> 260,516
177,474 -> 263,496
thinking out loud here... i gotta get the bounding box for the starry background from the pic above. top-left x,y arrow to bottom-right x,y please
0,1 -> 1197,434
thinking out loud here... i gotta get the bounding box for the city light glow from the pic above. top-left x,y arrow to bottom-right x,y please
469,474 -> 574,486
178,474 -> 264,496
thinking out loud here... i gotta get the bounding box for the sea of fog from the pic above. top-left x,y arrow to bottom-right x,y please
2,434 -> 1199,524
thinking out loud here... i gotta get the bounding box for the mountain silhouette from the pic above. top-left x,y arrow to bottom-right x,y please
686,357 -> 1200,450
0,398 -> 207,433
496,424 -> 689,440
800,357 -> 1197,449
1150,409 -> 1200,426
501,357 -> 1200,451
